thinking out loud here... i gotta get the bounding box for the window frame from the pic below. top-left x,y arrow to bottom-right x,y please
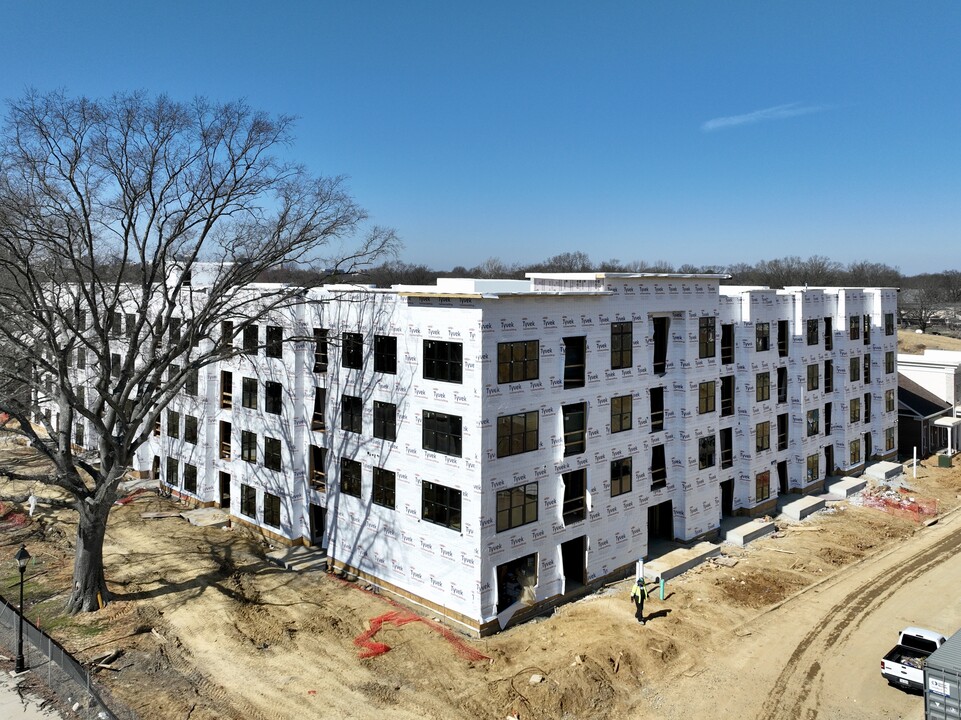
699,381 -> 716,414
756,371 -> 771,402
611,321 -> 633,369
341,395 -> 363,434
374,335 -> 398,374
422,410 -> 463,457
340,458 -> 362,497
263,492 -> 281,527
850,438 -> 862,465
183,463 -> 197,494
264,380 -> 283,415
243,325 -> 259,355
496,410 -> 539,457
423,339 -> 463,383
497,340 -> 539,383
166,410 -> 180,439
422,480 -> 462,531
611,394 -> 633,432
264,436 -> 282,471
373,400 -> 397,442
610,457 -> 633,497
241,430 -> 257,464
698,435 -> 715,470
372,467 -> 396,509
166,457 -> 179,487
806,318 -> 819,346
755,421 -> 771,452
698,316 -> 716,359
184,415 -> 198,445
756,471 -> 771,502
496,481 -> 539,532
265,325 -> 283,359
343,332 -> 363,370
241,377 -> 258,410
240,484 -> 256,518
807,364 -> 819,391
755,323 -> 770,352
850,397 -> 861,423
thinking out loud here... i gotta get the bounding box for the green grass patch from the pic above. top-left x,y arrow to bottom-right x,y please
1,567 -> 107,640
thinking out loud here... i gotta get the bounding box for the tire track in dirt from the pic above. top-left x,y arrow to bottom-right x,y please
761,523 -> 961,719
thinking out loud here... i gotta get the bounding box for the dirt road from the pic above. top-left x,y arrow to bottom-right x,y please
650,507 -> 961,720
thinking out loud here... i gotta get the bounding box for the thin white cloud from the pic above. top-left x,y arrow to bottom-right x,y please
701,102 -> 827,132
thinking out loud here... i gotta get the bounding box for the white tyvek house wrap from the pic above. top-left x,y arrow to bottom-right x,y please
79,274 -> 897,632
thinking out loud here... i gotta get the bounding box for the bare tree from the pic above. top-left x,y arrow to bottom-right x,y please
359,260 -> 436,287
900,283 -> 944,332
843,260 -> 901,287
0,90 -> 395,612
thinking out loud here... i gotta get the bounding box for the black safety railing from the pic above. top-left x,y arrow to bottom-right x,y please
0,591 -> 125,720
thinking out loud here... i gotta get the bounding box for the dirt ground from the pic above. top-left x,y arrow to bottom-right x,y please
898,328 -> 961,354
1,434 -> 960,720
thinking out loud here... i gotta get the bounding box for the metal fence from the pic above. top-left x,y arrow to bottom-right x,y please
0,591 -> 127,719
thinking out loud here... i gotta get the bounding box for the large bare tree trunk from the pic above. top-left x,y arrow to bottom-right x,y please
66,501 -> 111,613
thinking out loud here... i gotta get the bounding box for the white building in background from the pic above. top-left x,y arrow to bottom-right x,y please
897,349 -> 961,454
67,272 -> 899,635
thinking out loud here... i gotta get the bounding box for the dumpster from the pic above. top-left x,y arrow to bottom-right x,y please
925,629 -> 961,719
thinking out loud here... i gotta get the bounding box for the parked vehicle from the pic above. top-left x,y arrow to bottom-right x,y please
883,627 -> 947,692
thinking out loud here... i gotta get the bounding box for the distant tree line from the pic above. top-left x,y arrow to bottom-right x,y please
341,252 -> 950,290
259,252 -> 961,331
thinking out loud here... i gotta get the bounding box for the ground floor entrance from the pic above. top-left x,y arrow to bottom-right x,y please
648,500 -> 674,542
720,479 -> 734,516
561,536 -> 586,592
310,504 -> 326,548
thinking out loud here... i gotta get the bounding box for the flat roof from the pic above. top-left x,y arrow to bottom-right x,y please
525,272 -> 731,280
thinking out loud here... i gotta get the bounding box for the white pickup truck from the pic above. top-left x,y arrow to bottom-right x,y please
881,627 -> 947,692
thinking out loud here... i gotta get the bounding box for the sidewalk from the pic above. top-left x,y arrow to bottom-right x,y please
0,670 -> 64,719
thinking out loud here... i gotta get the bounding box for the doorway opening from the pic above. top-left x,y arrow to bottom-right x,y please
777,461 -> 788,496
648,500 -> 674,541
720,479 -> 734,517
218,471 -> 231,508
561,536 -> 586,592
496,553 -> 538,613
310,504 -> 327,548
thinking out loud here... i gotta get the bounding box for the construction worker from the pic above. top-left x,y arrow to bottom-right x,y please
630,577 -> 648,624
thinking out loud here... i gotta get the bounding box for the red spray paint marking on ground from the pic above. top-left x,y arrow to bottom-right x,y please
353,609 -> 489,661
335,575 -> 488,661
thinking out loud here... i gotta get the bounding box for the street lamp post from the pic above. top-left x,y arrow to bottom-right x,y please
14,544 -> 30,673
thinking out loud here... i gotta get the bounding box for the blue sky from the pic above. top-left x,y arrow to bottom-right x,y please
1,1 -> 959,274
